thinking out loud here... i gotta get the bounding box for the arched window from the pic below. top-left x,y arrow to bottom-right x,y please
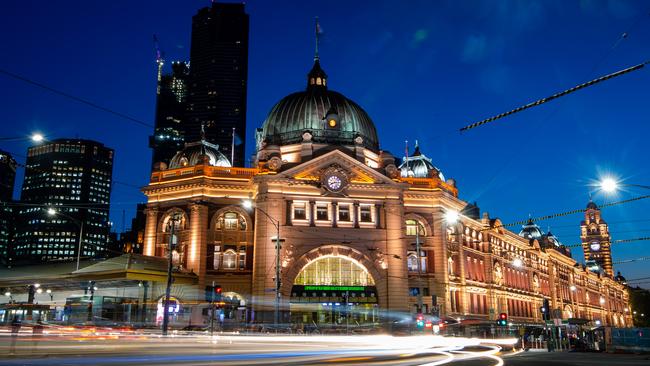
215,212 -> 246,231
294,255 -> 375,286
222,250 -> 237,270
405,219 -> 425,236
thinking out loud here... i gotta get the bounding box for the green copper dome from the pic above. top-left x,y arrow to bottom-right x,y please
257,60 -> 379,151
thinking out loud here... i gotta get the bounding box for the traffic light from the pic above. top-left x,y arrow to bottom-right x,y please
416,314 -> 425,329
214,285 -> 222,302
205,285 -> 223,302
496,312 -> 508,326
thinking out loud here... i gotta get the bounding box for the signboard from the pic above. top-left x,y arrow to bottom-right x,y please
303,286 -> 366,291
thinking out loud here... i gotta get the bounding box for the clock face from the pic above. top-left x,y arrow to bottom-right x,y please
327,175 -> 342,191
590,241 -> 601,251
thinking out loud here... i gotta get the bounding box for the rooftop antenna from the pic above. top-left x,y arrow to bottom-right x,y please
153,34 -> 165,95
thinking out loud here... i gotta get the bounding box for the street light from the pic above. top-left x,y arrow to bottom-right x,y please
444,210 -> 459,224
570,285 -> 577,292
47,208 -> 85,271
599,297 -> 605,305
597,176 -> 650,193
4,291 -> 10,297
242,199 -> 281,328
31,133 -> 44,143
512,258 -> 523,268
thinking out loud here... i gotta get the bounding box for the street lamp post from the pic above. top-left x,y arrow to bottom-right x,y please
162,213 -> 181,336
243,200 -> 281,328
598,177 -> 650,193
47,208 -> 85,271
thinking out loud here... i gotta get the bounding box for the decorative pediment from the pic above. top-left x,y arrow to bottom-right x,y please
276,149 -> 397,187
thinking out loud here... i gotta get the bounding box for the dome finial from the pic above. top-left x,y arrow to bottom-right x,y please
200,122 -> 206,141
314,16 -> 322,61
307,17 -> 327,90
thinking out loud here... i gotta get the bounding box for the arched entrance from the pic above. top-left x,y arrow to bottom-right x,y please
155,296 -> 182,325
290,254 -> 379,327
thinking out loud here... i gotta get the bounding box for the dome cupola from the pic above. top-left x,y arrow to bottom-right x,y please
519,218 -> 544,240
398,141 -> 445,180
169,125 -> 231,169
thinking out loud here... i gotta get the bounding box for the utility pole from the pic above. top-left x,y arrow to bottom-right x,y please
274,223 -> 281,328
161,214 -> 179,336
210,281 -> 216,337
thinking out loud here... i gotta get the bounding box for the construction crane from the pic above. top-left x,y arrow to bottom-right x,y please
153,34 -> 165,94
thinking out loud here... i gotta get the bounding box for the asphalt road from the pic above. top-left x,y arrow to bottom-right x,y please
0,333 -> 647,365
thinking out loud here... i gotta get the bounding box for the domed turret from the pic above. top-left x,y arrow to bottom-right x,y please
398,141 -> 445,180
519,218 -> 544,240
168,125 -> 231,169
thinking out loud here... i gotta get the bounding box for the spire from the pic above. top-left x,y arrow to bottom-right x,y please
314,16 -> 321,61
200,122 -> 206,141
307,17 -> 327,90
413,140 -> 422,156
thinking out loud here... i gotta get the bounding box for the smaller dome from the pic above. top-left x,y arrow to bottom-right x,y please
586,201 -> 598,210
519,218 -> 544,240
544,231 -> 562,247
169,140 -> 231,169
398,142 -> 445,180
614,271 -> 627,283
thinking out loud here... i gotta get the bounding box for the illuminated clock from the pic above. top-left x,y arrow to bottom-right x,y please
590,241 -> 601,251
326,175 -> 342,191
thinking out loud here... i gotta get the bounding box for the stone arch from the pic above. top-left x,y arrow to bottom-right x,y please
210,205 -> 253,230
283,245 -> 383,295
404,213 -> 432,236
158,207 -> 189,232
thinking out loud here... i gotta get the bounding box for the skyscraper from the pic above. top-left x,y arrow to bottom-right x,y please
14,139 -> 113,264
0,150 -> 17,266
186,2 -> 249,167
149,61 -> 190,168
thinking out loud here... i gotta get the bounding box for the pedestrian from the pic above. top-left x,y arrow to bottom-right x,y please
10,316 -> 22,355
32,319 -> 44,353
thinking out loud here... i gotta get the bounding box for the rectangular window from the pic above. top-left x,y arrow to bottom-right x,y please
338,205 -> 350,222
293,202 -> 306,220
316,204 -> 328,221
360,205 -> 372,223
239,246 -> 246,269
213,245 -> 221,270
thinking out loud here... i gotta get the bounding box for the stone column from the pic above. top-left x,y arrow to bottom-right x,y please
331,202 -> 338,228
251,188 -> 285,324
309,201 -> 315,227
353,202 -> 360,228
143,206 -> 158,257
187,202 -> 209,285
431,208 -> 449,317
384,199 -> 408,315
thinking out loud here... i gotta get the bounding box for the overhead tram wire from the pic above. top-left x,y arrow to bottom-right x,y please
480,194 -> 650,232
0,68 -> 153,129
459,59 -> 650,133
613,256 -> 650,265
562,236 -> 650,249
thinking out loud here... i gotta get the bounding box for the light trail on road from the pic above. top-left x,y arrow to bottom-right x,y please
0,332 -> 517,365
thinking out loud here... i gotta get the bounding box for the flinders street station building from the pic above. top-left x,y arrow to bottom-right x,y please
140,55 -> 632,330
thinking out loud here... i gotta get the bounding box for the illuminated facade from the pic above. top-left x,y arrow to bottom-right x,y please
14,139 -> 113,264
142,55 -> 631,328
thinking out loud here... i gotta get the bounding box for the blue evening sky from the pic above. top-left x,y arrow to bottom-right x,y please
1,1 -> 649,284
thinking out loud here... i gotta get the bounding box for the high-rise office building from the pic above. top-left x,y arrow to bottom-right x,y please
14,139 -> 113,264
186,2 -> 249,167
0,150 -> 17,265
149,61 -> 190,168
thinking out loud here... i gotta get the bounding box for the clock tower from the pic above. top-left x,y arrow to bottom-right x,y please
580,200 -> 613,276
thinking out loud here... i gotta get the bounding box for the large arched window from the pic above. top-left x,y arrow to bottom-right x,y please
405,219 -> 425,236
294,256 -> 375,286
215,212 -> 247,231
